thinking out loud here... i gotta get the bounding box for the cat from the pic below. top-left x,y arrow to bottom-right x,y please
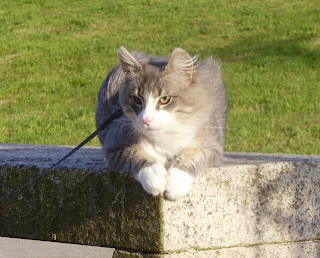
95,47 -> 227,201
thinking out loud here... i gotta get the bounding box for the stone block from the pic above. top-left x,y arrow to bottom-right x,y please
0,144 -> 319,257
114,240 -> 320,257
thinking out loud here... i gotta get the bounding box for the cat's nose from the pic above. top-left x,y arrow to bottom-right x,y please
142,116 -> 153,126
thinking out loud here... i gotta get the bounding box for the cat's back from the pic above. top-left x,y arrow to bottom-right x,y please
197,58 -> 227,141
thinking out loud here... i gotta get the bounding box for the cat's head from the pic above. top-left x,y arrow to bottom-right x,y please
118,47 -> 209,135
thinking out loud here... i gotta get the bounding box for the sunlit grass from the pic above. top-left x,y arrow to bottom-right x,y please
0,0 -> 319,154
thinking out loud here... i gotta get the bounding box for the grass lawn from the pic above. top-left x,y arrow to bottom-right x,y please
0,0 -> 319,155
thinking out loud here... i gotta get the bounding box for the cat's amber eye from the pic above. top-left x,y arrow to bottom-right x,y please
159,96 -> 171,105
132,96 -> 143,106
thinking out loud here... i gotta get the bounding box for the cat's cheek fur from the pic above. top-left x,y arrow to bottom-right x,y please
134,163 -> 167,196
154,110 -> 174,129
165,167 -> 194,201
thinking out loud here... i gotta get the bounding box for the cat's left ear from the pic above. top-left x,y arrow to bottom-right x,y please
166,48 -> 197,80
118,47 -> 142,74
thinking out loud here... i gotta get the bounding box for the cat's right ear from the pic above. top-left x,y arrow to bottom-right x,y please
166,48 -> 197,80
118,47 -> 142,74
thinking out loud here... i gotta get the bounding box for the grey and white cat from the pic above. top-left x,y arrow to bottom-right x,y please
95,47 -> 227,201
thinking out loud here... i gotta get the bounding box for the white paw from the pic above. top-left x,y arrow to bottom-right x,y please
165,168 -> 193,201
135,163 -> 167,196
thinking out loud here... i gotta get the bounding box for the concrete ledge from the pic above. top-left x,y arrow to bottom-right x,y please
0,144 -> 320,257
114,240 -> 320,257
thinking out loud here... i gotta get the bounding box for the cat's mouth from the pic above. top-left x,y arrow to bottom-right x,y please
134,122 -> 159,133
143,125 -> 160,132
138,123 -> 163,133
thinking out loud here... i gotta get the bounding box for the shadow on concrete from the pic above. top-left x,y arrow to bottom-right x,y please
253,162 -> 320,257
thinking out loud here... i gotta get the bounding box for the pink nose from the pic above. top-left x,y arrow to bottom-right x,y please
142,116 -> 152,126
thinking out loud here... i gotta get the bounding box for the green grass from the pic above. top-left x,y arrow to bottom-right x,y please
1,0 -> 319,155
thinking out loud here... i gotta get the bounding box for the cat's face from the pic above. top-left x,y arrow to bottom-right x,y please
118,47 -> 207,135
119,66 -> 184,133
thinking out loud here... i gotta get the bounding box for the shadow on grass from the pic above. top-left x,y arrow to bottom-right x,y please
216,35 -> 320,69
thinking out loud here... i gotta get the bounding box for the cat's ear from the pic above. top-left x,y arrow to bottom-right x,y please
118,47 -> 142,74
166,48 -> 197,80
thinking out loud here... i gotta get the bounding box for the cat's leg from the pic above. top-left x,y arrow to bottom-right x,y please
134,163 -> 167,196
165,167 -> 194,201
165,147 -> 223,200
105,143 -> 167,197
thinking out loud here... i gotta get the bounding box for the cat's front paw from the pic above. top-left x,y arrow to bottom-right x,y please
165,168 -> 193,201
135,163 -> 167,196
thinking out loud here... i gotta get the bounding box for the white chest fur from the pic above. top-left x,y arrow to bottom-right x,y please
140,124 -> 196,165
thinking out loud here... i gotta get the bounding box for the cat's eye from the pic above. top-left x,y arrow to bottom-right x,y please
132,96 -> 143,106
159,96 -> 171,105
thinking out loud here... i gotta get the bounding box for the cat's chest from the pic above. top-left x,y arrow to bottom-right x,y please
140,128 -> 195,164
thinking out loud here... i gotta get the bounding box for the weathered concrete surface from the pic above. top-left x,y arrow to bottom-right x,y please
114,240 -> 320,257
0,237 -> 114,258
0,144 -> 163,253
162,162 -> 320,252
0,144 -> 320,256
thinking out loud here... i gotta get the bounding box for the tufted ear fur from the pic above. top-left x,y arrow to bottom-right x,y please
166,48 -> 197,80
118,46 -> 142,74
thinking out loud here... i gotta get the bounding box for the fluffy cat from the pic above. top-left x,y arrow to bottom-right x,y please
95,47 -> 227,201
